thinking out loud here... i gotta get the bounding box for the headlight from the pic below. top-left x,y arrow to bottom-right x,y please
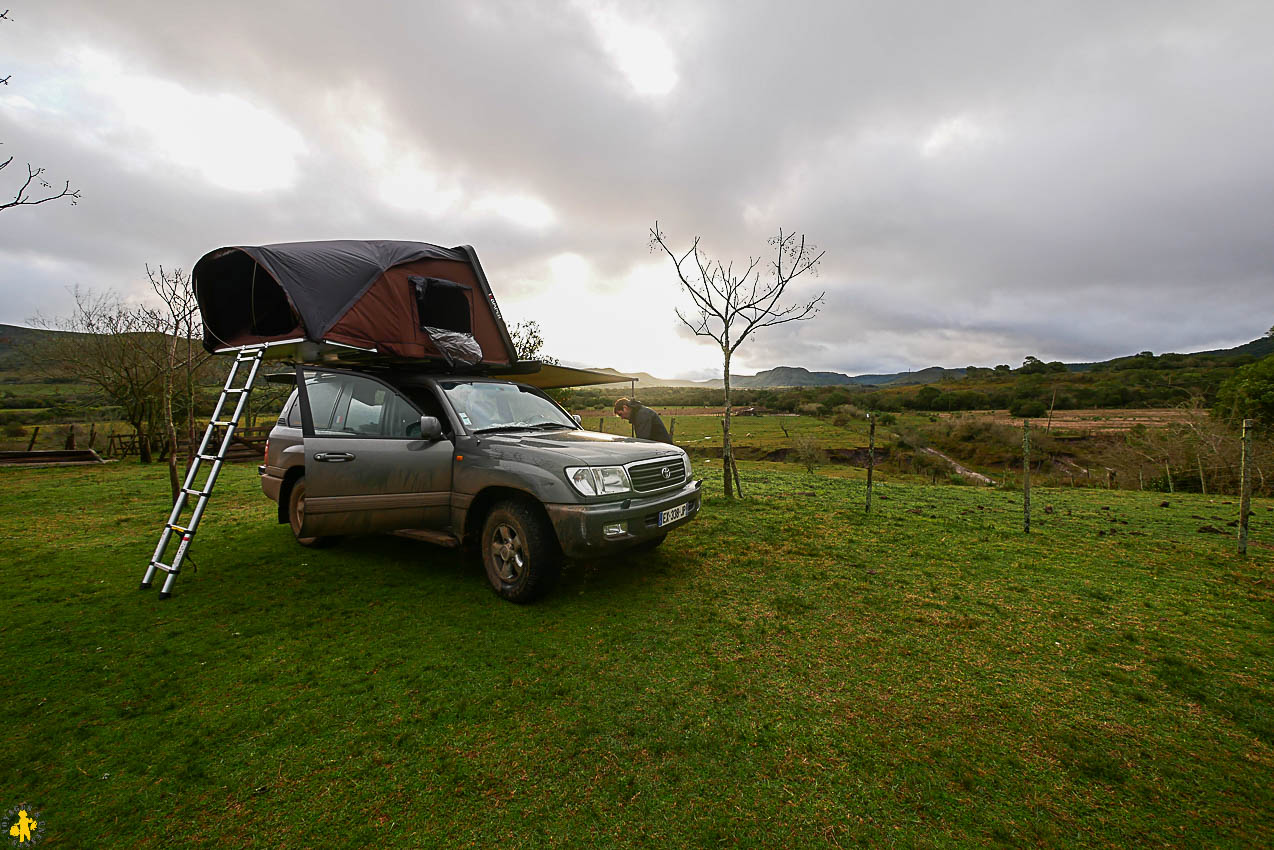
565,465 -> 632,496
681,452 -> 692,478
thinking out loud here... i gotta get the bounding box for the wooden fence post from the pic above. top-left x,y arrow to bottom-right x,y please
88,422 -> 97,449
1239,419 -> 1252,556
670,418 -> 676,440
1197,454 -> 1207,496
597,417 -> 604,434
1023,419 -> 1031,534
865,414 -> 875,514
26,426 -> 39,452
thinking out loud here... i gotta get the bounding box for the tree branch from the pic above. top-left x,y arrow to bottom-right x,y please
0,163 -> 81,211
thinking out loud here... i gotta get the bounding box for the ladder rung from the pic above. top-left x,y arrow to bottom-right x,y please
211,420 -> 235,427
223,388 -> 248,394
196,454 -> 219,462
150,561 -> 176,573
167,524 -> 189,534
181,488 -> 209,498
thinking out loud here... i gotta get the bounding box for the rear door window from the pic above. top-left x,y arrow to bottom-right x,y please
301,370 -> 417,438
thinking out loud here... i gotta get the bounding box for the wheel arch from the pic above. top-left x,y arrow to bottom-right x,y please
463,486 -> 555,550
277,466 -> 306,525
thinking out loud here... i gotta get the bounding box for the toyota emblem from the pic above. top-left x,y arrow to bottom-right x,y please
661,466 -> 672,479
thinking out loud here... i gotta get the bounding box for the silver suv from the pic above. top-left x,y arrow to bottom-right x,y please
260,366 -> 701,602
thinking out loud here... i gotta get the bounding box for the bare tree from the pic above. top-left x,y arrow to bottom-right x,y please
34,274 -> 214,500
147,265 -> 211,502
651,223 -> 824,497
33,289 -> 168,463
1,7 -> 81,213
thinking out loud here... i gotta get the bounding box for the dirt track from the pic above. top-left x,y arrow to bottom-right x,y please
943,408 -> 1194,432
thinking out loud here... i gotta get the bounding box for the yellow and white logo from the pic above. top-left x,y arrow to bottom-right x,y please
4,806 -> 43,846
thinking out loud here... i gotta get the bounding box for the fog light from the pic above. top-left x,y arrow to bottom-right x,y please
603,522 -> 627,538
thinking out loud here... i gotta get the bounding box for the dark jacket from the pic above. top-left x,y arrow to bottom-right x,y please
629,402 -> 673,444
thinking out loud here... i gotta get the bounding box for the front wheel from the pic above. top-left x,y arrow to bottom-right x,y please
481,501 -> 560,603
288,478 -> 334,548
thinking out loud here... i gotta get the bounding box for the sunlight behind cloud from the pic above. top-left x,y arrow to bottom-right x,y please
501,257 -> 720,378
919,114 -> 1001,158
577,3 -> 679,97
375,157 -> 465,215
470,193 -> 558,229
74,50 -> 306,193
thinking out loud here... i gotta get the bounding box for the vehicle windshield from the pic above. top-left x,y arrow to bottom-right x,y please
440,381 -> 577,433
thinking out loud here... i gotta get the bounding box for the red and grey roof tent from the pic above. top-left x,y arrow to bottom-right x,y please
194,239 -> 518,366
194,239 -> 629,389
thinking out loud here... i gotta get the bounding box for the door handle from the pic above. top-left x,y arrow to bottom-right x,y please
314,452 -> 355,462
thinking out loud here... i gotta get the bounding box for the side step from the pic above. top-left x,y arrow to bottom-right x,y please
391,529 -> 462,548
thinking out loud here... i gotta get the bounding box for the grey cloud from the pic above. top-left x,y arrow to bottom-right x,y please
3,0 -> 1272,376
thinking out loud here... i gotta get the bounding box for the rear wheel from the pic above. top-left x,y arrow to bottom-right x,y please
481,500 -> 560,603
288,478 -> 334,548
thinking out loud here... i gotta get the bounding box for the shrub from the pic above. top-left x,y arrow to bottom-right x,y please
791,433 -> 824,473
1009,398 -> 1047,418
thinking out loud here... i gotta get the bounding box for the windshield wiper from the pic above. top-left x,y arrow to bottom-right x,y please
473,421 -> 574,434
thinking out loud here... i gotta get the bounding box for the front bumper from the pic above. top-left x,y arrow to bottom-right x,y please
545,479 -> 703,558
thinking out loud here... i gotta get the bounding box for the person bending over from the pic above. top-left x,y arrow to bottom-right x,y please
613,397 -> 672,444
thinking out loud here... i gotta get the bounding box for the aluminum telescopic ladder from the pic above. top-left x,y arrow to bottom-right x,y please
140,344 -> 268,599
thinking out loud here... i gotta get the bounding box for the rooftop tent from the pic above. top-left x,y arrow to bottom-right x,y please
193,239 -> 519,367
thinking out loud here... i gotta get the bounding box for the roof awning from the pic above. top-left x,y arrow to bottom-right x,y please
488,362 -> 634,390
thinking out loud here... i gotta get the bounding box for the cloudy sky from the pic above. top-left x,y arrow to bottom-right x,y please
2,1 -> 1272,379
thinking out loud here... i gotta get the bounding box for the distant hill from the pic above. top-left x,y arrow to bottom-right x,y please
874,366 -> 968,387
6,322 -> 1271,389
596,337 -> 1272,388
1192,336 -> 1274,360
699,366 -> 858,388
587,368 -> 701,388
0,323 -> 52,371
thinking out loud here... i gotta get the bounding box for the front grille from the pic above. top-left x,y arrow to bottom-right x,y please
628,457 -> 687,492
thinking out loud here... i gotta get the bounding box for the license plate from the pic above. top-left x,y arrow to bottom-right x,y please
658,502 -> 690,527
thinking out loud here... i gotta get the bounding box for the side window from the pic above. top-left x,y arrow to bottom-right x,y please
302,370 -> 415,438
285,391 -> 303,428
303,372 -> 345,433
398,384 -> 451,438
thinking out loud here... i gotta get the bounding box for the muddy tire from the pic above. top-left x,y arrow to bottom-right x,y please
288,478 -> 334,548
481,500 -> 560,603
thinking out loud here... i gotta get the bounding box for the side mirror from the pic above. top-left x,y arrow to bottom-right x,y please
419,415 -> 444,442
573,414 -> 582,425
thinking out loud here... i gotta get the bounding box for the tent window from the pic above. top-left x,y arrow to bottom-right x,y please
411,276 -> 471,334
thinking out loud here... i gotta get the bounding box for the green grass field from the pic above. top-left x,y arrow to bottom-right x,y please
582,412 -> 864,452
1,460 -> 1271,847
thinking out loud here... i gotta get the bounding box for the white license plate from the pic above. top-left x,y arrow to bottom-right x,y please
658,502 -> 690,527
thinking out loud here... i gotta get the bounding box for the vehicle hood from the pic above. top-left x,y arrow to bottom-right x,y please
476,429 -> 685,466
